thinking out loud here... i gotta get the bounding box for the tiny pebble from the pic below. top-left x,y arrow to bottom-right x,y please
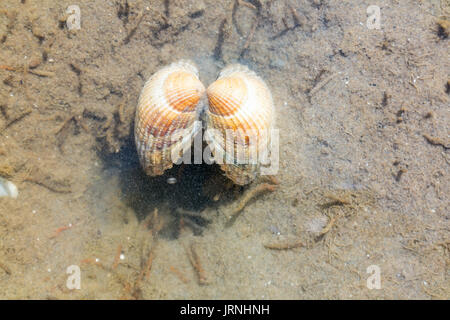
167,177 -> 177,184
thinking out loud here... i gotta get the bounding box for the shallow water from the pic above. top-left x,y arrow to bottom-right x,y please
0,0 -> 449,299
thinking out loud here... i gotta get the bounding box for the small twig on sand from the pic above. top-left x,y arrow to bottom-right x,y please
29,69 -> 55,77
0,108 -> 32,133
423,134 -> 449,150
238,0 -> 257,10
309,73 -> 338,97
149,208 -> 164,235
112,244 -> 123,270
142,249 -> 155,281
49,224 -> 73,239
123,8 -> 148,44
264,240 -> 303,250
24,176 -> 72,193
228,183 -> 277,225
186,243 -> 208,285
261,175 -> 280,185
289,5 -> 302,26
318,215 -> 338,237
0,261 -> 12,275
214,18 -> 228,61
241,19 -> 258,54
0,65 -> 16,71
169,266 -> 190,284
0,64 -> 54,77
320,194 -> 351,209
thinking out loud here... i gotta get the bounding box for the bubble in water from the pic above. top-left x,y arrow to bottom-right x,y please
167,177 -> 177,184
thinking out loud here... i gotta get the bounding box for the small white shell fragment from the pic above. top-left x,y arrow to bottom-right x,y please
0,177 -> 18,199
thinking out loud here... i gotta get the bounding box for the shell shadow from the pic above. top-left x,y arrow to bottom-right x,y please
100,133 -> 236,239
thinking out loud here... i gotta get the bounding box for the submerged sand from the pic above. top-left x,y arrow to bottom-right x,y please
0,0 -> 448,299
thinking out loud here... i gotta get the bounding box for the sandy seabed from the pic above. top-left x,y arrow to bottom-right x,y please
0,0 -> 449,299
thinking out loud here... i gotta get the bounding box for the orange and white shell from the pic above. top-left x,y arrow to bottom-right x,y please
205,64 -> 275,185
134,60 -> 205,176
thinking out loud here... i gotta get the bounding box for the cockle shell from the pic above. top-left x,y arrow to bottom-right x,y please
134,60 -> 205,176
205,64 -> 275,185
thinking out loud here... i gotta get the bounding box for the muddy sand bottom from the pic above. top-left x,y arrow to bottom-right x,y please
0,0 -> 449,299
